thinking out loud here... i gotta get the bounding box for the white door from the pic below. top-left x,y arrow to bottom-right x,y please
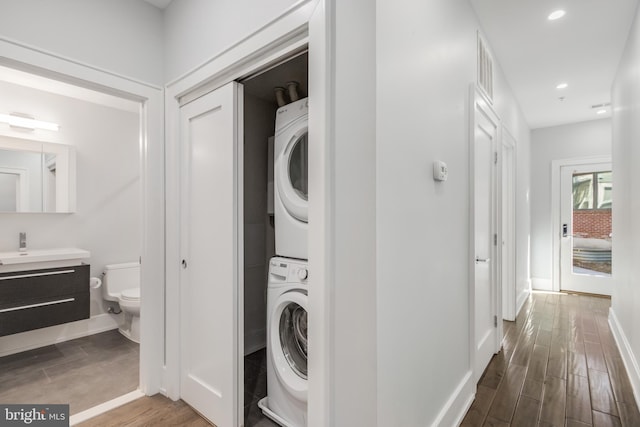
179,81 -> 242,427
560,162 -> 612,295
471,88 -> 500,381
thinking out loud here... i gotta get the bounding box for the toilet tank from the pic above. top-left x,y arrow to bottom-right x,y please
102,262 -> 140,301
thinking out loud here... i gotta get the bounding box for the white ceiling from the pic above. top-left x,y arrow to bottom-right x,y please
470,0 -> 638,129
143,0 -> 172,9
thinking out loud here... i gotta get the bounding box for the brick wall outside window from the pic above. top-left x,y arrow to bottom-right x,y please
573,210 -> 612,239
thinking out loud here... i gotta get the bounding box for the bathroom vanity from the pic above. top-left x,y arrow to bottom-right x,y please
0,248 -> 90,336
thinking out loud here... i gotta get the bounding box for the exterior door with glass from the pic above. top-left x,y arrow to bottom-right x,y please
560,162 -> 613,295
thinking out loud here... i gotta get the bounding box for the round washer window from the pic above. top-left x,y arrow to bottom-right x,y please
279,301 -> 308,379
288,133 -> 308,202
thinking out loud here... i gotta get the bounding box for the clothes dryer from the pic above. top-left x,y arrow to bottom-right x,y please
274,98 -> 308,260
259,257 -> 308,426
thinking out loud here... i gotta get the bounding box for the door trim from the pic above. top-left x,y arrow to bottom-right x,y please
0,37 -> 164,397
469,85 -> 502,383
551,156 -> 612,292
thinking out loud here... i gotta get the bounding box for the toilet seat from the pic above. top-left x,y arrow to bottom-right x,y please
120,288 -> 140,301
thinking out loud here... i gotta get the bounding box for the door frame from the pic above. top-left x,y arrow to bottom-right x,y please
551,156 -> 612,292
163,1 -> 331,424
0,37 -> 165,396
500,127 -> 517,321
469,85 -> 502,383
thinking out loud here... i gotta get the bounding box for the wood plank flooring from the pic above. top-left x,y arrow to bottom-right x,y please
462,292 -> 640,427
77,394 -> 212,427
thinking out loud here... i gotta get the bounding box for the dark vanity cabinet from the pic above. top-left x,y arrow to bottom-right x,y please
0,264 -> 90,336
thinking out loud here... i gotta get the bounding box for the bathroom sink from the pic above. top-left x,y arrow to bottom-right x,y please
0,248 -> 90,272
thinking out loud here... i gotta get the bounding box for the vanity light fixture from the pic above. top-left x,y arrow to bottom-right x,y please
0,113 -> 59,132
548,9 -> 566,21
556,82 -> 568,89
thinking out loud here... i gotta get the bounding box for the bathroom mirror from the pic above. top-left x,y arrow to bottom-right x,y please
0,136 -> 76,213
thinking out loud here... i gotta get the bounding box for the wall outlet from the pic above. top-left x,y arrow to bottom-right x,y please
433,160 -> 448,181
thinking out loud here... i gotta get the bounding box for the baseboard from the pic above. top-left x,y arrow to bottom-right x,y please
531,277 -> 552,291
0,313 -> 119,357
516,283 -> 531,317
430,370 -> 474,427
608,308 -> 640,407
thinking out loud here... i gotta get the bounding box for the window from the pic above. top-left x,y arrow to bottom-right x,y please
572,171 -> 612,210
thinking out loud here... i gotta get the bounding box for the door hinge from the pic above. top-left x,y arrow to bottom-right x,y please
494,233 -> 498,246
494,152 -> 498,164
494,315 -> 498,328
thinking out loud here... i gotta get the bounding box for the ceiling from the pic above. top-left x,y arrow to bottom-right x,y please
470,0 -> 638,129
143,0 -> 172,9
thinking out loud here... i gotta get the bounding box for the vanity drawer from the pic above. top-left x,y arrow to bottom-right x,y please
0,264 -> 89,304
0,264 -> 90,336
0,291 -> 89,336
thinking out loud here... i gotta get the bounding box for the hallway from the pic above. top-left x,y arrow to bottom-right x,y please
462,292 -> 640,426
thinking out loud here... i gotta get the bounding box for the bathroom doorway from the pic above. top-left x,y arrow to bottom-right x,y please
0,63 -> 148,417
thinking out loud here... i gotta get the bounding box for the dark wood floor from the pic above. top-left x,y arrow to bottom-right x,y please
0,329 -> 139,415
462,292 -> 640,427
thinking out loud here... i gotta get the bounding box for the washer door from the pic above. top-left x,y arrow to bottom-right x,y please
270,289 -> 308,401
277,125 -> 308,222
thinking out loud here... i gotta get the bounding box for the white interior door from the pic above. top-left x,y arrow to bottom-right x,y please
471,88 -> 500,382
180,81 -> 242,427
560,162 -> 612,295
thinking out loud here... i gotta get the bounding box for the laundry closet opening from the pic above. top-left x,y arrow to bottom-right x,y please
240,51 -> 309,426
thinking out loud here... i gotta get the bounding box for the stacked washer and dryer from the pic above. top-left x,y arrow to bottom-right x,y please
258,96 -> 309,427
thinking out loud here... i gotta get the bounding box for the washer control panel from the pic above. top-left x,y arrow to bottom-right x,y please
269,257 -> 309,283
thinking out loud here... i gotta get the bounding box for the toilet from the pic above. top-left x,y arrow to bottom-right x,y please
102,262 -> 141,343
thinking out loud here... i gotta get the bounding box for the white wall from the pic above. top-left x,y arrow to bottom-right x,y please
530,119 -> 612,289
376,0 -> 530,425
163,0 -> 299,82
611,1 -> 640,404
0,81 -> 140,347
0,0 -> 164,86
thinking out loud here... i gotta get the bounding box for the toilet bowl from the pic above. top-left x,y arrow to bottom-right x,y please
102,262 -> 140,343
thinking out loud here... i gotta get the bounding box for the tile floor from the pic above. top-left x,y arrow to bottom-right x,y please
244,348 -> 279,427
462,291 -> 640,427
0,329 -> 139,415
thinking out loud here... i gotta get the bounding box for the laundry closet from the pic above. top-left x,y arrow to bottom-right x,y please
241,51 -> 308,426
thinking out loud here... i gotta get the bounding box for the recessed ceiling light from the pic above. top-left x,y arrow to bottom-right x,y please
556,83 -> 568,89
596,109 -> 607,115
548,10 -> 566,21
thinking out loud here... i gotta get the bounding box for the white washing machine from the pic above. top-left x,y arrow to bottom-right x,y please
259,257 -> 308,427
274,98 -> 308,260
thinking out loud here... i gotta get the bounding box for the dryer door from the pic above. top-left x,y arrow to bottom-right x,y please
270,290 -> 308,402
277,126 -> 308,222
